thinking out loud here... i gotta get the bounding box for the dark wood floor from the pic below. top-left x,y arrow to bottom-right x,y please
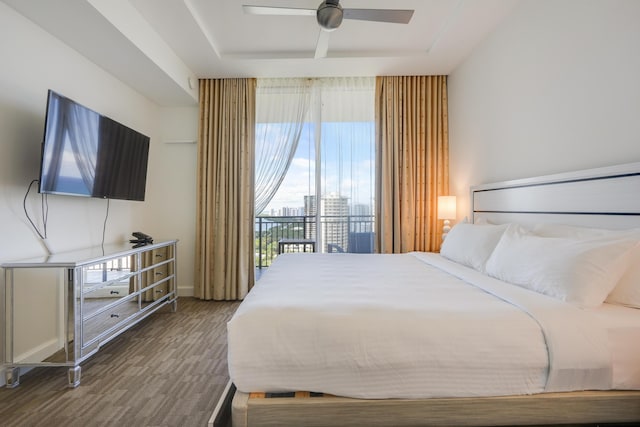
0,298 -> 240,427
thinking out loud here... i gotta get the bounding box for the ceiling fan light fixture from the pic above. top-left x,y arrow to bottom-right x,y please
317,1 -> 343,31
242,0 -> 414,59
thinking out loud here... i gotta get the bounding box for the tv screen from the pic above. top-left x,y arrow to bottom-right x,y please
39,90 -> 150,201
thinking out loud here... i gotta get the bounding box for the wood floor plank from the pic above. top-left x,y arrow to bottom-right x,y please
0,298 -> 240,427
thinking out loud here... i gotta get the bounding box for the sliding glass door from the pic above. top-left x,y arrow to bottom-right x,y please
255,77 -> 374,264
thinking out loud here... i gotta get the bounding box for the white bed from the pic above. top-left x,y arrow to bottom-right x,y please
229,252 -> 639,398
225,162 -> 640,427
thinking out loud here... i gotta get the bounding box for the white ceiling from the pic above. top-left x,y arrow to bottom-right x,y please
3,0 -> 520,106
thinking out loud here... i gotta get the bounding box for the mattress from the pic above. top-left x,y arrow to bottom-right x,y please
227,252 -> 638,399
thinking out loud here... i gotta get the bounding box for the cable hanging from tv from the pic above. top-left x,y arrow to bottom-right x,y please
24,179 -> 48,240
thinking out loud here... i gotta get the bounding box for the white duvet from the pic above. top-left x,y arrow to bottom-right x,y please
227,252 -> 614,399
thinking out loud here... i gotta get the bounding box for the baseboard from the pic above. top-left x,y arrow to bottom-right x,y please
178,285 -> 194,297
14,338 -> 60,364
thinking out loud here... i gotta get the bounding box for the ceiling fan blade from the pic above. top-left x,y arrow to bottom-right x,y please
242,5 -> 315,16
343,9 -> 414,24
314,29 -> 330,59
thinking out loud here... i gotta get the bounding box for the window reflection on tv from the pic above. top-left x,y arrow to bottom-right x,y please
39,90 -> 150,201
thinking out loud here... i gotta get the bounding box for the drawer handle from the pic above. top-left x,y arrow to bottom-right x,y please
155,272 -> 164,276
110,290 -> 120,295
155,254 -> 164,258
155,289 -> 165,294
110,314 -> 120,318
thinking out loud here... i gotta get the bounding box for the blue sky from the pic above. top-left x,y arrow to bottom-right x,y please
261,121 -> 374,212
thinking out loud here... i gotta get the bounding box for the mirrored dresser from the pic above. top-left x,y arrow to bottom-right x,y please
1,240 -> 177,388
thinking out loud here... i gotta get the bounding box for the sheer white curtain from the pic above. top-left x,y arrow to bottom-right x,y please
254,78 -> 311,215
255,76 -> 375,253
312,77 -> 375,252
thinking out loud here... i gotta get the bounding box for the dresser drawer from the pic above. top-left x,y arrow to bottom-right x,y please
151,262 -> 168,278
82,295 -> 138,345
83,286 -> 131,318
142,282 -> 169,308
149,247 -> 169,265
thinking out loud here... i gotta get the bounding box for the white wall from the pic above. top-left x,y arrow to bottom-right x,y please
144,106 -> 199,296
1,2 -> 158,258
448,0 -> 640,219
0,3 -> 198,291
0,3 -> 198,385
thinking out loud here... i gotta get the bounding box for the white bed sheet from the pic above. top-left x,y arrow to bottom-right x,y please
587,303 -> 640,389
227,252 -> 630,399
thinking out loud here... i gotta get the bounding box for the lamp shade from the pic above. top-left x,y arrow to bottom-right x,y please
437,196 -> 457,220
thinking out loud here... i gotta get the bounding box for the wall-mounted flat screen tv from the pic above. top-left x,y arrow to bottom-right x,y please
38,90 -> 150,201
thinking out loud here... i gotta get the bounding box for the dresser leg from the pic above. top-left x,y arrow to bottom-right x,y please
5,367 -> 20,388
68,366 -> 81,388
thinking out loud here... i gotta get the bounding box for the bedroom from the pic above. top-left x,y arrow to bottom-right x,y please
0,0 -> 639,425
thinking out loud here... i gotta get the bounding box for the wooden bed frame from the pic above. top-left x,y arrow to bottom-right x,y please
223,162 -> 640,427
230,389 -> 640,426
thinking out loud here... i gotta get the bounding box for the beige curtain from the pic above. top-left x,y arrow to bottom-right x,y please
195,79 -> 256,300
375,76 -> 449,253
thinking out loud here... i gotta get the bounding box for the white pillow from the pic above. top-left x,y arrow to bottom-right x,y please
440,222 -> 509,271
474,216 -> 491,225
532,223 -> 640,308
485,225 -> 636,308
606,245 -> 640,308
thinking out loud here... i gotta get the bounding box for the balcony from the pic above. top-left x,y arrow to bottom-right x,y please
255,215 -> 375,269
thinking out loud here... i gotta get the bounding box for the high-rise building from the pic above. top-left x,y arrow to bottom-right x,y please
321,193 -> 349,252
304,195 -> 316,215
304,195 -> 317,240
351,203 -> 373,232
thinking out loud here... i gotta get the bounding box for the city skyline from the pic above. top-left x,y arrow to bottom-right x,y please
256,193 -> 375,254
261,194 -> 373,218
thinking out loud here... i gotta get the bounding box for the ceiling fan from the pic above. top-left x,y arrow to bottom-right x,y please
243,1 -> 414,59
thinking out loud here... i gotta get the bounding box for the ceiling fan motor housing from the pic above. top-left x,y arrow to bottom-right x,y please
317,0 -> 343,31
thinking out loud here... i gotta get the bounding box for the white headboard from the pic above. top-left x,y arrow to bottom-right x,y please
471,162 -> 640,230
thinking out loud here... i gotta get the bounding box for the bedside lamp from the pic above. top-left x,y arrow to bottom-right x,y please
437,196 -> 456,240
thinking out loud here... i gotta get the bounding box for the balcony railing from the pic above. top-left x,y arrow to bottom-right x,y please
255,215 -> 375,269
